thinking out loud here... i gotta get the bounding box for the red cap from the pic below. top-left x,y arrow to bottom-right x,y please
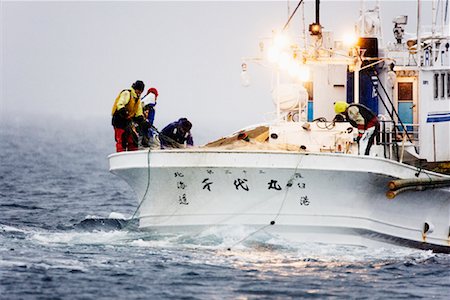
147,87 -> 158,97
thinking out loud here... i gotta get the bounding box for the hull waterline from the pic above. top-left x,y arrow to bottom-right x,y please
109,150 -> 450,253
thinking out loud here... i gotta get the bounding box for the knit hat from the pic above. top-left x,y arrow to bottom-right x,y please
178,118 -> 192,131
132,80 -> 145,92
147,87 -> 159,97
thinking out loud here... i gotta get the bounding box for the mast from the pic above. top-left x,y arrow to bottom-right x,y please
360,0 -> 366,36
432,0 -> 436,65
315,0 -> 320,25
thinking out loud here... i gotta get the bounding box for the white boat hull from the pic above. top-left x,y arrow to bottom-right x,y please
109,150 -> 450,252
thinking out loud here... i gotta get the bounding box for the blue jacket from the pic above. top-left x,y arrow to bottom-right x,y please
145,103 -> 157,137
160,120 -> 193,148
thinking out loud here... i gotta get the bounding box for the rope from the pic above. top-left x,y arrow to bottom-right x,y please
150,125 -> 186,149
122,125 -> 191,230
313,117 -> 336,130
130,147 -> 152,220
121,147 -> 152,231
282,0 -> 305,31
226,154 -> 304,250
121,129 -> 185,230
121,125 -> 307,249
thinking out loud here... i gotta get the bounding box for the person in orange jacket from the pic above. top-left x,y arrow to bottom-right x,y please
111,80 -> 146,152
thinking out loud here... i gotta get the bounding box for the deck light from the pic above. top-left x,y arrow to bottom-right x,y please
297,65 -> 310,82
273,33 -> 290,49
240,62 -> 250,87
288,63 -> 300,77
343,33 -> 358,47
309,23 -> 322,36
278,52 -> 291,70
267,46 -> 281,63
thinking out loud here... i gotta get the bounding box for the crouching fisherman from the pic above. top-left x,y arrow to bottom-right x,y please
334,101 -> 379,155
160,118 -> 194,149
111,80 -> 147,152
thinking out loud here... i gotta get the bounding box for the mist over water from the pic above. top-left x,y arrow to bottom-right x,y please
1,117 -> 449,299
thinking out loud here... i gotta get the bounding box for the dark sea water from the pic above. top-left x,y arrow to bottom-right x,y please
1,118 -> 450,299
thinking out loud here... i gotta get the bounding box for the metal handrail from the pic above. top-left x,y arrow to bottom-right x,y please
377,120 -> 420,161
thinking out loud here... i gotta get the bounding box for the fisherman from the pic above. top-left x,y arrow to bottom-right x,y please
334,101 -> 379,155
111,80 -> 146,152
141,87 -> 159,147
160,118 -> 194,149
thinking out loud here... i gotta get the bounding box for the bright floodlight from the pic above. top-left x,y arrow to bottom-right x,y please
267,46 -> 281,63
297,65 -> 310,82
288,63 -> 300,77
273,33 -> 290,49
278,52 -> 291,70
343,33 -> 358,47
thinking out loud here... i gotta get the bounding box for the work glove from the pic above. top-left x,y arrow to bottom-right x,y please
133,116 -> 148,134
133,115 -> 145,125
118,107 -> 129,119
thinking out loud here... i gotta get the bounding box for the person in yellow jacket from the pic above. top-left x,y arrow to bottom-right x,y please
111,80 -> 147,152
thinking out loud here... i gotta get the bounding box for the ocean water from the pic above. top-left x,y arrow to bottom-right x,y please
1,118 -> 449,299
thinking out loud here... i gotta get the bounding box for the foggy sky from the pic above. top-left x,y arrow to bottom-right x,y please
1,1 -> 433,144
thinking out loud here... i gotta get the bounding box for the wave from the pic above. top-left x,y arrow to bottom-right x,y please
72,218 -> 137,232
1,219 -> 440,265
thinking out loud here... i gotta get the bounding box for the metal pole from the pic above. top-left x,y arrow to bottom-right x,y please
354,58 -> 361,104
432,0 -> 436,66
433,124 -> 436,161
360,0 -> 366,36
277,71 -> 281,120
417,0 -> 421,67
315,0 -> 320,24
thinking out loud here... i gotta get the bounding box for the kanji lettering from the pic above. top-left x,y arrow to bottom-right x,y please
202,178 -> 213,191
234,178 -> 249,191
298,182 -> 306,189
299,195 -> 310,206
268,180 -> 282,190
179,194 -> 189,205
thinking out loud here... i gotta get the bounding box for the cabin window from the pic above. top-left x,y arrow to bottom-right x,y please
398,82 -> 413,101
441,73 -> 446,99
434,73 -> 439,99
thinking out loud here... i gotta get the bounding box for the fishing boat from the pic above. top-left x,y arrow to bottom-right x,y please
109,0 -> 450,252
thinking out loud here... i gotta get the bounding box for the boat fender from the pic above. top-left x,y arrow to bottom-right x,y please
302,122 -> 311,131
423,222 -> 434,234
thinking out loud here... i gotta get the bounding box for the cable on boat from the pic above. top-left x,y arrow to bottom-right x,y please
226,154 -> 304,251
361,63 -> 429,178
312,117 -> 336,130
123,126 -> 189,230
282,0 -> 305,31
132,147 -> 152,220
120,147 -> 152,231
